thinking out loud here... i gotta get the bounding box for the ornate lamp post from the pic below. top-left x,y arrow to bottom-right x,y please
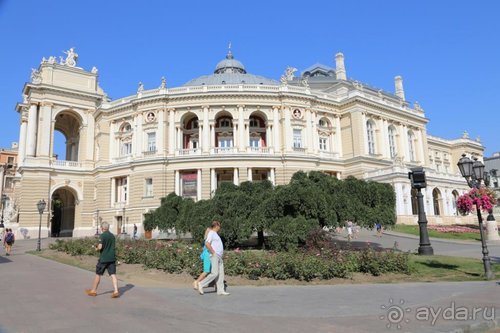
408,167 -> 434,255
36,199 -> 46,251
95,209 -> 100,236
0,194 -> 7,229
457,154 -> 494,280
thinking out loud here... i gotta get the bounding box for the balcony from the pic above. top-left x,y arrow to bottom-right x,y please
112,155 -> 132,164
246,146 -> 272,154
211,147 -> 238,154
143,150 -> 157,157
50,160 -> 83,169
292,147 -> 307,154
176,148 -> 201,156
319,151 -> 340,160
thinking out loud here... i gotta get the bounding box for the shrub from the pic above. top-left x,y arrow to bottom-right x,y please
268,216 -> 319,251
51,238 -> 411,281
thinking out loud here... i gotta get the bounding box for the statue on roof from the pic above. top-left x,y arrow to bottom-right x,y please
137,82 -> 144,93
301,76 -> 309,88
159,76 -> 167,89
462,130 -> 469,139
62,47 -> 78,67
280,67 -> 297,85
31,68 -> 42,84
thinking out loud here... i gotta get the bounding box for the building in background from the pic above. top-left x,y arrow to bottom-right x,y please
0,142 -> 19,226
12,48 -> 483,239
485,152 -> 500,214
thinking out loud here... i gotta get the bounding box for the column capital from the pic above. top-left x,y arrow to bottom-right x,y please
202,105 -> 210,110
167,108 -> 176,112
40,101 -> 54,107
237,104 -> 245,109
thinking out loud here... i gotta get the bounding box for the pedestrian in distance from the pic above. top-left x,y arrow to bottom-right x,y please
193,226 -> 214,290
197,221 -> 230,296
376,223 -> 383,238
4,228 -> 15,256
85,222 -> 120,298
133,224 -> 138,240
346,221 -> 353,241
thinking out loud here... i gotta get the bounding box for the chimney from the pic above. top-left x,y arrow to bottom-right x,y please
335,52 -> 346,80
394,76 -> 405,100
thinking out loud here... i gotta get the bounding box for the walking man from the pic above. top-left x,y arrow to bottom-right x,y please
197,221 -> 230,296
133,224 -> 138,240
86,222 -> 120,298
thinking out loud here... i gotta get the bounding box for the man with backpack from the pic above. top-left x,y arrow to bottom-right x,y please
4,228 -> 15,256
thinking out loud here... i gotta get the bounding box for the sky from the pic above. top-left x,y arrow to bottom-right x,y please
0,0 -> 499,157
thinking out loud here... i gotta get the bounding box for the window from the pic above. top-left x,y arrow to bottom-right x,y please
388,126 -> 397,158
250,137 -> 260,148
408,131 -> 415,161
219,118 -> 231,128
7,157 -> 14,164
433,188 -> 441,216
366,121 -> 375,155
4,177 -> 13,189
121,142 -> 132,156
319,137 -> 327,151
115,177 -> 128,203
191,140 -> 199,149
318,119 -> 326,127
249,117 -> 259,127
147,132 -> 156,152
293,129 -> 302,148
122,123 -> 132,133
218,137 -> 233,148
144,178 -> 153,197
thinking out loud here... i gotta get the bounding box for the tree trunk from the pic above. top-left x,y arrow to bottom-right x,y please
257,229 -> 265,249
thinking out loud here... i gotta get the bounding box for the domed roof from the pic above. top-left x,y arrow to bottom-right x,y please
183,49 -> 279,86
214,50 -> 246,74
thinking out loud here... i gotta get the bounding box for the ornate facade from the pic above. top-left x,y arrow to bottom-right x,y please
11,49 -> 483,238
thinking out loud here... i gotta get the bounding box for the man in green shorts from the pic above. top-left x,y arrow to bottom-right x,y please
86,221 -> 120,298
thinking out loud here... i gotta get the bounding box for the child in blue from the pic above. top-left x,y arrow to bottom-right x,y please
193,227 -> 212,290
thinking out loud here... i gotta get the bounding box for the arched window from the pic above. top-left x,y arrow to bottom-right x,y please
219,118 -> 231,128
433,188 -> 441,216
119,122 -> 133,156
408,131 -> 415,161
249,117 -> 259,128
366,121 -> 376,155
388,126 -> 397,158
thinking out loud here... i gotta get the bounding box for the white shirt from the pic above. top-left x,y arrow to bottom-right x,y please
206,230 -> 223,257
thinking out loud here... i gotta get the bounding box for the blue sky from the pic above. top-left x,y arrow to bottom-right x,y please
1,0 -> 499,157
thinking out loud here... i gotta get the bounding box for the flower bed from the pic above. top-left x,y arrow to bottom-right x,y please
427,225 -> 480,234
49,238 -> 411,281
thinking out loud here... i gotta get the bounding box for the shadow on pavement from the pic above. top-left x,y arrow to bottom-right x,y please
100,284 -> 135,296
0,256 -> 13,264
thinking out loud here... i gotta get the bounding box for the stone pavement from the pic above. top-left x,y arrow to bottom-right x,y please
0,237 -> 499,333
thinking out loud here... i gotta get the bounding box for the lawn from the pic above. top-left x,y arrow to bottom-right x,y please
392,224 -> 482,241
409,255 -> 500,281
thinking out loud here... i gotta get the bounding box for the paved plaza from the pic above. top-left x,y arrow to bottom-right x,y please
0,232 -> 499,333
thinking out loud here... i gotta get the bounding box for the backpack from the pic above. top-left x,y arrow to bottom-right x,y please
5,233 -> 14,243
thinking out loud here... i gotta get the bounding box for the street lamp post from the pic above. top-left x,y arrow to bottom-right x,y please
95,209 -> 100,236
0,194 -> 7,229
408,167 -> 434,255
457,154 -> 495,280
122,207 -> 127,235
36,199 -> 46,251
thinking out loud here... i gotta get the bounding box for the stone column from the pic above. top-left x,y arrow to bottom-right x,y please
37,103 -> 52,158
380,119 -> 388,158
17,112 -> 28,166
157,110 -> 164,155
197,169 -> 202,201
270,168 -> 275,185
176,126 -> 182,150
245,120 -> 250,150
361,112 -> 368,155
266,123 -> 272,149
203,106 -> 209,153
210,168 -> 217,194
238,105 -> 245,151
416,129 -> 425,164
233,168 -> 239,185
135,113 -> 143,157
168,109 -> 175,155
334,116 -> 342,156
305,109 -> 313,152
26,104 -> 38,157
394,183 -> 405,215
210,122 -> 216,151
174,170 -> 180,195
232,121 -> 237,151
85,111 -> 95,162
273,106 -> 280,152
247,168 -> 253,181
284,107 -> 291,151
311,111 -> 318,153
109,121 -> 115,160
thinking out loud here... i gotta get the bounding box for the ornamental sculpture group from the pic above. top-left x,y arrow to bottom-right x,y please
32,48 -> 80,83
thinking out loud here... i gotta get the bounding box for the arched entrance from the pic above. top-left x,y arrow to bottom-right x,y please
51,187 -> 76,237
53,111 -> 82,161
